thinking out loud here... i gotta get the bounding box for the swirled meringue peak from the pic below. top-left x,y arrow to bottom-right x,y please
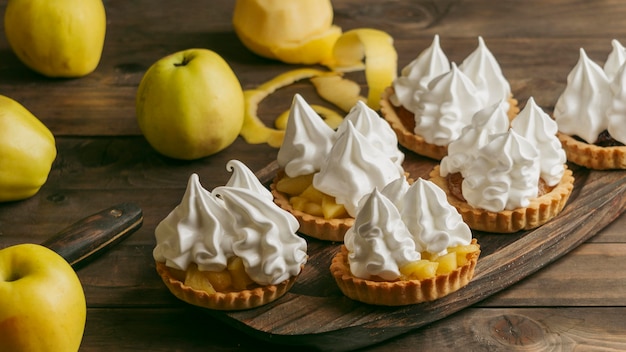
313,121 -> 404,217
607,61 -> 626,144
511,97 -> 566,186
390,34 -> 450,112
379,175 -> 411,212
212,186 -> 307,286
401,178 -> 472,256
439,100 -> 510,177
554,48 -> 612,143
344,188 -> 421,281
462,129 -> 540,212
277,93 -> 336,177
224,159 -> 273,201
339,100 -> 405,169
604,39 -> 626,81
153,173 -> 232,272
459,36 -> 512,109
414,63 -> 485,146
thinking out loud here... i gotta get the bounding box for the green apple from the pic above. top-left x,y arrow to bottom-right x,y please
136,48 -> 245,160
0,243 -> 86,352
0,95 -> 56,202
4,0 -> 106,78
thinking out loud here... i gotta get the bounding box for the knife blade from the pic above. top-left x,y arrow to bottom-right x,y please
41,202 -> 143,269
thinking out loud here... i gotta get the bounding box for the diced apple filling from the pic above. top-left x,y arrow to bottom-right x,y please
183,257 -> 256,294
399,244 -> 479,280
399,260 -> 438,280
450,243 -> 480,267
227,256 -> 255,290
275,173 -> 314,195
276,174 -> 348,219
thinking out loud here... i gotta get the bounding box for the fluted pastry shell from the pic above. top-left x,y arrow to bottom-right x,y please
155,261 -> 298,311
428,165 -> 574,233
380,87 -> 519,160
330,239 -> 480,306
557,132 -> 626,170
270,170 -> 353,242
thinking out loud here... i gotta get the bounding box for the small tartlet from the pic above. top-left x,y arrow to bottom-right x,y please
330,239 -> 480,306
380,87 -> 520,160
428,165 -> 575,233
270,170 -> 353,242
557,132 -> 626,170
155,261 -> 300,311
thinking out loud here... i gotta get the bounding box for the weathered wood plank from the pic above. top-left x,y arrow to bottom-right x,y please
365,306 -> 626,352
483,243 -> 626,307
80,306 -> 626,351
82,307 -> 300,352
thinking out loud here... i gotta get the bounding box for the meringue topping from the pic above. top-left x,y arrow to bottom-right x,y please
553,48 -> 612,144
277,93 -> 336,177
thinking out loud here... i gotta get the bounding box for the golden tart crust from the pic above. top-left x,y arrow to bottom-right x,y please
270,170 -> 353,242
330,239 -> 480,306
557,132 -> 626,170
428,165 -> 575,233
155,261 -> 299,311
380,87 -> 519,160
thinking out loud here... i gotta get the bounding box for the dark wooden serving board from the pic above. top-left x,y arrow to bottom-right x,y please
207,153 -> 626,351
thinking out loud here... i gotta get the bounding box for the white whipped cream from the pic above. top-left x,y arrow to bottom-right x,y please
313,121 -> 404,217
400,178 -> 472,256
459,36 -> 512,110
338,100 -> 405,170
462,129 -> 540,212
439,100 -> 510,177
604,39 -> 626,81
153,173 -> 232,272
345,178 -> 472,280
213,186 -> 307,286
511,97 -> 566,187
390,34 -> 450,113
154,162 -> 307,286
224,159 -> 273,201
414,63 -> 485,146
277,93 -> 336,177
554,48 -> 612,144
607,61 -> 626,144
344,188 -> 421,281
379,175 -> 411,212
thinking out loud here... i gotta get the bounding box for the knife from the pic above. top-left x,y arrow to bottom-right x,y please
40,202 -> 143,269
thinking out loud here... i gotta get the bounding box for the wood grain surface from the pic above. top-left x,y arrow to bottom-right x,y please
1,0 -> 625,351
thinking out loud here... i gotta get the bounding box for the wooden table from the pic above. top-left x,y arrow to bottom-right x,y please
1,0 -> 625,350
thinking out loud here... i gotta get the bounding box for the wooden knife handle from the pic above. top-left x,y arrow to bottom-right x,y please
41,202 -> 143,269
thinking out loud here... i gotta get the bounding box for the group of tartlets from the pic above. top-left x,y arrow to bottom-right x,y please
153,36 -> 626,310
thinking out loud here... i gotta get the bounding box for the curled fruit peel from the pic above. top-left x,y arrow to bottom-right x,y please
240,29 -> 398,147
324,28 -> 397,110
310,75 -> 365,113
240,68 -> 337,148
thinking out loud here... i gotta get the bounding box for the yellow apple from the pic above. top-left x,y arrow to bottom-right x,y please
4,0 -> 106,77
0,95 -> 56,202
0,243 -> 86,352
136,48 -> 245,160
232,0 -> 341,64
